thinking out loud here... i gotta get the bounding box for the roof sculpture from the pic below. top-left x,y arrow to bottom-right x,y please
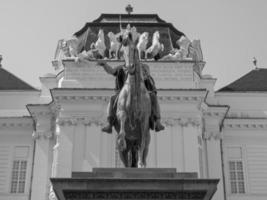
53,11 -> 203,68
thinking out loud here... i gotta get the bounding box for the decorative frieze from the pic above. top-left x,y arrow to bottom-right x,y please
56,116 -> 105,127
203,131 -> 222,140
224,123 -> 267,130
0,117 -> 33,129
158,95 -> 202,103
203,111 -> 225,118
223,118 -> 267,130
52,94 -> 205,104
162,117 -> 201,127
64,191 -> 206,200
32,130 -> 53,139
53,95 -> 110,103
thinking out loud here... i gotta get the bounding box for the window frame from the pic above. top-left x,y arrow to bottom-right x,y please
9,145 -> 31,195
228,160 -> 245,194
225,145 -> 248,196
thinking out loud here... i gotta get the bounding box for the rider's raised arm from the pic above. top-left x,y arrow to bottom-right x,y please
96,61 -> 116,75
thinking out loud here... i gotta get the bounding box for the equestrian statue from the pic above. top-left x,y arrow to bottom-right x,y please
97,28 -> 164,168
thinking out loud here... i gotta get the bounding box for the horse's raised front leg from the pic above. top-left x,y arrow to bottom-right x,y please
117,111 -> 127,151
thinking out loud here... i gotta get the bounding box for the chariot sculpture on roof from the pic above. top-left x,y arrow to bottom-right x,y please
52,15 -> 203,68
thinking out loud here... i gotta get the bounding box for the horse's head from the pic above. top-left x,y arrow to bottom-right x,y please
98,29 -> 104,39
108,32 -> 116,41
117,30 -> 138,73
140,32 -> 149,42
152,31 -> 160,42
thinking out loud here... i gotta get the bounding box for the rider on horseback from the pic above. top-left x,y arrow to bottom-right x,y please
97,60 -> 165,133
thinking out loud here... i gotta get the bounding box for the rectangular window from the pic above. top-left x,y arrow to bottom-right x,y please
229,161 -> 245,194
10,160 -> 27,193
10,146 -> 29,194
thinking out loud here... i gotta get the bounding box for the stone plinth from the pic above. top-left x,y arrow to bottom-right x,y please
51,168 -> 219,200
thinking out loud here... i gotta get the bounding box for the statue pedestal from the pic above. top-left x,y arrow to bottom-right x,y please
51,168 -> 219,200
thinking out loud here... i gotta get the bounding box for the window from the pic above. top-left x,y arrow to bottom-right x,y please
227,147 -> 245,194
10,146 -> 29,194
10,160 -> 27,193
229,161 -> 245,194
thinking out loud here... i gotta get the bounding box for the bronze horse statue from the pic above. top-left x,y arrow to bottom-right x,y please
114,30 -> 151,168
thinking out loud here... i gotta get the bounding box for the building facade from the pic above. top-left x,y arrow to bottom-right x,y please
0,12 -> 267,200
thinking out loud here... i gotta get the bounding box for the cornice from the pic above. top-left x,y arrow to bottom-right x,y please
203,111 -> 226,118
158,95 -> 203,103
162,116 -> 201,127
27,103 -> 59,119
203,130 -> 222,140
223,118 -> 267,130
56,116 -> 202,128
50,89 -> 207,104
52,95 -> 205,104
53,95 -> 110,103
56,116 -> 105,127
0,117 -> 33,129
203,105 -> 229,118
33,130 -> 53,139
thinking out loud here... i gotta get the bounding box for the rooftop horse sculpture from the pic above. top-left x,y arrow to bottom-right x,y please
115,30 -> 151,168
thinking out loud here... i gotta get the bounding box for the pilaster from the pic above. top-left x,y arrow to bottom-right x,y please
161,116 -> 202,174
52,118 -> 75,178
203,106 -> 228,200
204,133 -> 224,200
27,104 -> 55,200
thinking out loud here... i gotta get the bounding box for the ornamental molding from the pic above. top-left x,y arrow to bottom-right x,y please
64,191 -> 206,200
203,111 -> 225,118
203,105 -> 229,119
158,95 -> 203,103
53,95 -> 110,103
0,117 -> 33,129
57,116 -> 203,127
32,130 -> 53,139
51,89 -> 207,104
31,110 -> 54,119
27,104 -> 60,120
162,117 -> 201,127
203,130 -> 222,140
223,118 -> 267,130
56,116 -> 105,127
224,123 -> 267,130
52,94 -> 205,104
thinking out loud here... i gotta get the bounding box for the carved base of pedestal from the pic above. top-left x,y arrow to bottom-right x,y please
51,168 -> 218,200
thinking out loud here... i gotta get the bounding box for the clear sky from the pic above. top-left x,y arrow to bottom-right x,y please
0,0 -> 267,89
